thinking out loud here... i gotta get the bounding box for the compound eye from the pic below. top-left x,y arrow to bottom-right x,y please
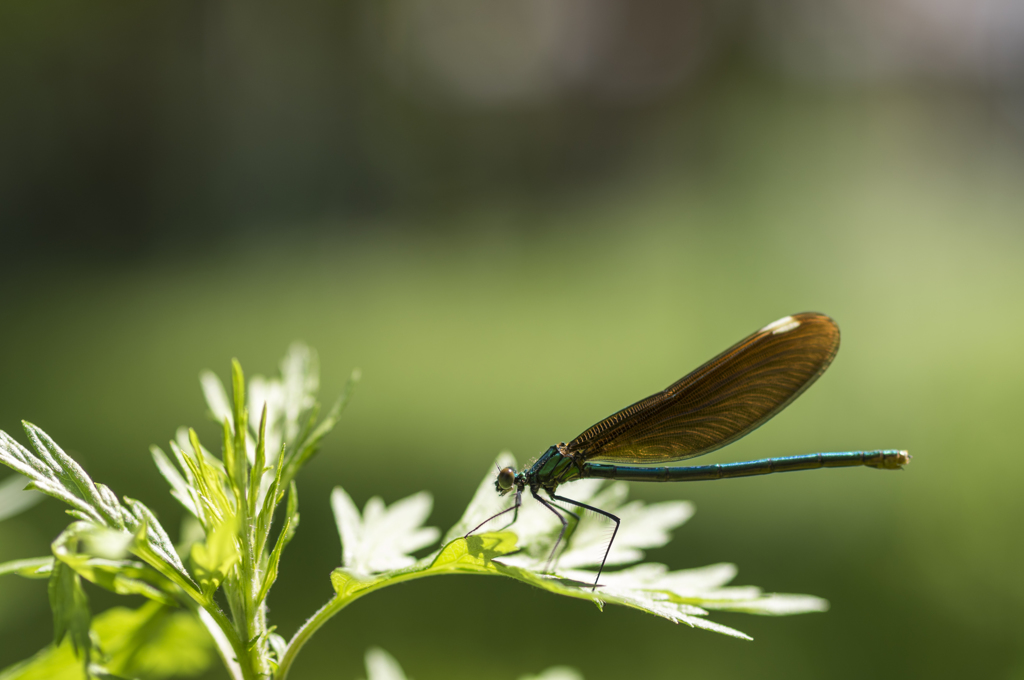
496,467 -> 516,491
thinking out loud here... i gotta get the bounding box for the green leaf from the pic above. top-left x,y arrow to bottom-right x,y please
267,632 -> 287,665
199,370 -> 233,427
320,455 -> 828,644
0,426 -> 106,526
246,343 -> 319,468
276,343 -> 320,447
100,605 -> 214,678
1,425 -> 192,591
229,359 -> 248,492
428,532 -> 519,571
51,523 -> 179,607
122,499 -> 189,576
352,647 -> 585,680
0,556 -> 53,579
170,433 -> 224,530
554,484 -> 693,570
129,523 -> 204,605
0,473 -> 43,521
422,534 -> 610,610
281,368 -> 359,488
47,560 -> 92,668
175,516 -> 206,561
331,486 -> 439,577
248,405 -> 268,518
189,515 -> 240,599
360,647 -> 406,680
0,602 -> 215,680
149,447 -> 198,520
254,452 -> 285,559
517,668 -> 585,680
220,418 -> 239,505
256,482 -> 298,605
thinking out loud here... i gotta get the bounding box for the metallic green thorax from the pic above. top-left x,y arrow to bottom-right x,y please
516,444 -> 583,493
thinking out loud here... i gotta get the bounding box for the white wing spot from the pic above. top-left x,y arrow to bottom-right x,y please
761,315 -> 801,335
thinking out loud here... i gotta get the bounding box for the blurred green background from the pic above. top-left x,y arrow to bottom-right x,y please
2,1 -> 1024,679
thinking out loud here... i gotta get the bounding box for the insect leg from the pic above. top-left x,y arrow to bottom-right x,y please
464,487 -> 522,537
549,493 -> 621,591
545,491 -> 583,558
532,489 -> 574,573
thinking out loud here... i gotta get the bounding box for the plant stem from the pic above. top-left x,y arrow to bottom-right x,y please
195,602 -> 258,680
275,569 -> 443,680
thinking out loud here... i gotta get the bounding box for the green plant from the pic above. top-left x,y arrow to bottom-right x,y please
0,344 -> 828,680
355,647 -> 582,680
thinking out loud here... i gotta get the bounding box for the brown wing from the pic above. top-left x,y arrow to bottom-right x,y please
564,313 -> 840,464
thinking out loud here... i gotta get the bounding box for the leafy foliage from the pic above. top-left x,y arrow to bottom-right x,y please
0,422 -> 202,676
326,451 -> 826,643
0,343 -> 354,679
0,472 -> 42,522
332,488 -> 440,576
0,602 -> 214,680
358,647 -> 583,680
1,343 -> 829,680
0,424 -> 187,579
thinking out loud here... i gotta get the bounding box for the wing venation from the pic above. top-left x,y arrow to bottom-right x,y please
565,313 -> 840,464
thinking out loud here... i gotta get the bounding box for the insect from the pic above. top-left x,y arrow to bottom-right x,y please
468,312 -> 909,588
